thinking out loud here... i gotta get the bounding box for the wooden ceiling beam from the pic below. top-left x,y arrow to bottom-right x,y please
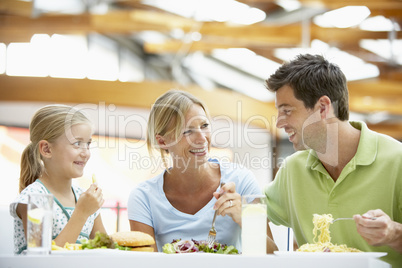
348,79 -> 402,115
311,25 -> 389,46
0,10 -> 394,46
349,95 -> 402,115
240,0 -> 402,20
0,75 -> 278,134
302,0 -> 402,11
348,79 -> 402,97
0,0 -> 32,17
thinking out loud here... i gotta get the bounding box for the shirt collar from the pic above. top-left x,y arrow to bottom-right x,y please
306,121 -> 377,168
350,121 -> 377,166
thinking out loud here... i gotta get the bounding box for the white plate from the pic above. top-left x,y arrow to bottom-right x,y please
51,249 -> 154,255
274,251 -> 387,258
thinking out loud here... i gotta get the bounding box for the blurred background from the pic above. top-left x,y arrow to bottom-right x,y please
0,0 -> 401,235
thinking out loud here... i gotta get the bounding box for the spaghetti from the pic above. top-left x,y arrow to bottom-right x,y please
297,214 -> 361,253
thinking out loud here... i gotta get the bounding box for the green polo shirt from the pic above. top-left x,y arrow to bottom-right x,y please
265,121 -> 402,267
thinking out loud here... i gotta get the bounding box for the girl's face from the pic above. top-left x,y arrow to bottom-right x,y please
47,123 -> 92,179
163,104 -> 211,170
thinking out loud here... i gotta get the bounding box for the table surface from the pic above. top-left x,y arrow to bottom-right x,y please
0,250 -> 391,268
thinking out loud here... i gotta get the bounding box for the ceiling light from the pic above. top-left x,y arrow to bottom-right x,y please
314,6 -> 371,28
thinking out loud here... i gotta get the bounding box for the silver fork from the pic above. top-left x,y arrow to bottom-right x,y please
331,217 -> 377,223
207,182 -> 225,247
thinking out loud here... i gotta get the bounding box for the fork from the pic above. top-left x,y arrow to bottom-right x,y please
331,216 -> 377,223
207,182 -> 225,247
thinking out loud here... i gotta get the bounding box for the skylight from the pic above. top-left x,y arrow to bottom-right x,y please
142,0 -> 266,25
360,39 -> 402,65
359,16 -> 401,31
274,40 -> 380,81
211,48 -> 280,80
313,6 -> 371,28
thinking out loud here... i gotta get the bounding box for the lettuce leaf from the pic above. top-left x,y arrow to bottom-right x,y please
162,243 -> 176,254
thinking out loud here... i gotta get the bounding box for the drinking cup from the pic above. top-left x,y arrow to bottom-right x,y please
27,193 -> 53,254
241,194 -> 267,256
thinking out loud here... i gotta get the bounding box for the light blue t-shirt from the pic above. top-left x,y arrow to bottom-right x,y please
128,160 -> 262,252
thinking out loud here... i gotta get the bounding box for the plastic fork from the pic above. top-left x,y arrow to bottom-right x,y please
206,182 -> 225,247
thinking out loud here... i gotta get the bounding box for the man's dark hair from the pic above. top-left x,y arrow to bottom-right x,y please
266,54 -> 349,121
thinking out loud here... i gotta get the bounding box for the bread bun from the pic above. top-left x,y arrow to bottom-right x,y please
130,247 -> 154,252
111,231 -> 155,247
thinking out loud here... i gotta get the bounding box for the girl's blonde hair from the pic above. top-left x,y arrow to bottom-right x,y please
19,104 -> 92,192
147,90 -> 209,169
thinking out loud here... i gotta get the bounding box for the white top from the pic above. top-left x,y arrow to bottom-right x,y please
9,180 -> 100,254
128,160 -> 262,252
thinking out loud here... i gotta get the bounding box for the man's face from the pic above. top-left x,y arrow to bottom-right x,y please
275,85 -> 323,151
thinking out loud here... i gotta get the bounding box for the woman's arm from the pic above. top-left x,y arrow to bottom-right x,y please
130,220 -> 158,252
213,182 -> 278,253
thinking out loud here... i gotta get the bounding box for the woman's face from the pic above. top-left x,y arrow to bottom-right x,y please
163,104 -> 211,170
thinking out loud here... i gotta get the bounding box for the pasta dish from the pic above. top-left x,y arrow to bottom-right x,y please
297,214 -> 361,252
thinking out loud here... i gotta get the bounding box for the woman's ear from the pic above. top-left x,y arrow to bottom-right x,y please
38,140 -> 52,158
155,134 -> 168,150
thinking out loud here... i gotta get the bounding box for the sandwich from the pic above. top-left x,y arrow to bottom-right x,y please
111,231 -> 155,252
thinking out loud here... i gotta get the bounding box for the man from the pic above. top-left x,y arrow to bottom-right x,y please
264,54 -> 401,267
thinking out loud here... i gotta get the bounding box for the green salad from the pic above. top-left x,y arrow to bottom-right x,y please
81,232 -> 115,250
163,239 -> 238,254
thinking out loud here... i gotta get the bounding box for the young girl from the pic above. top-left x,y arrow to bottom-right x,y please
10,104 -> 106,254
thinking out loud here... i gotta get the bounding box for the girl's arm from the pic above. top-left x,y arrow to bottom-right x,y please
90,214 -> 107,238
16,203 -> 28,237
53,184 -> 104,246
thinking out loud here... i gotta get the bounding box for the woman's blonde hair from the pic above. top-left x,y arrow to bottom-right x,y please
19,104 -> 92,192
147,90 -> 209,169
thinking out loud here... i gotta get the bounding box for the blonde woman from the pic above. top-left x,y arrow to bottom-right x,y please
128,90 -> 277,253
10,104 -> 106,254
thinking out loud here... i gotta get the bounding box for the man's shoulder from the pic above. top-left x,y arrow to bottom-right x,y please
355,120 -> 401,148
375,131 -> 402,147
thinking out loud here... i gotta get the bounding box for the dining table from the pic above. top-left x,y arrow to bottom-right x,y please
0,250 -> 391,268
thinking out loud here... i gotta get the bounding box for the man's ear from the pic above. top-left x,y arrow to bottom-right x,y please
317,96 -> 332,119
155,134 -> 168,150
38,140 -> 52,158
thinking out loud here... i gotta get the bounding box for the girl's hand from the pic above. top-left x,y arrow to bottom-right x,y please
75,184 -> 104,218
212,182 -> 242,226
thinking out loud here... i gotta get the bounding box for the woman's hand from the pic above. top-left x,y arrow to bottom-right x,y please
212,182 -> 242,226
75,184 -> 104,218
354,209 -> 402,253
